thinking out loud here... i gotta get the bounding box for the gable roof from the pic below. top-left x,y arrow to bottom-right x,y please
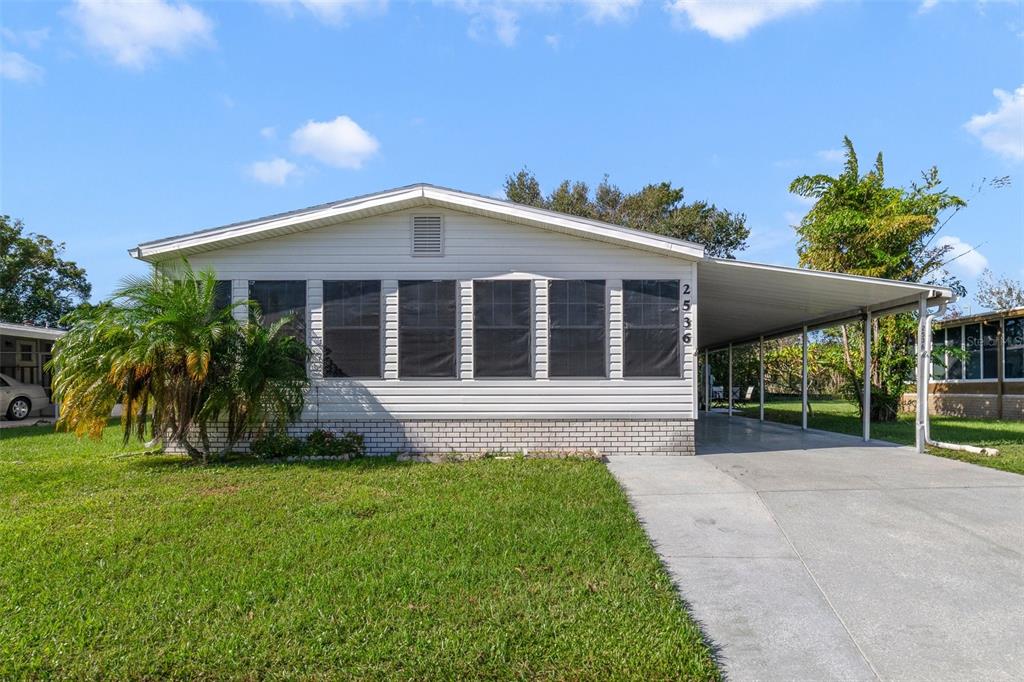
130,183 -> 706,262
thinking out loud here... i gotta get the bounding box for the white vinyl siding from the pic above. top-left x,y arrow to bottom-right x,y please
188,207 -> 696,419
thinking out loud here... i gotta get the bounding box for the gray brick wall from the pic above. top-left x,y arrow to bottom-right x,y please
166,418 -> 696,457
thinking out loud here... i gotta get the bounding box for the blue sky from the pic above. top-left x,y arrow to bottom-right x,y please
2,1 -> 1022,310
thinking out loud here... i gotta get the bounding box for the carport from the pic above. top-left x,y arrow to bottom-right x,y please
694,258 -> 955,451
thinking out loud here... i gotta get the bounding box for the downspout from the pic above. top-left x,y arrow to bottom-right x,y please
922,301 -> 1000,456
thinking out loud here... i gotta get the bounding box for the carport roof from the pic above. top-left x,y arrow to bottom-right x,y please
697,258 -> 954,350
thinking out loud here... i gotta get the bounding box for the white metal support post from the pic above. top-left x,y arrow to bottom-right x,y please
916,294 -> 928,453
727,343 -> 734,416
801,326 -> 809,431
758,336 -> 765,422
863,310 -> 872,442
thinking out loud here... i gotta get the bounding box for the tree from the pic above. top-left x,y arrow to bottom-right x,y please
975,269 -> 1024,311
49,263 -> 308,462
0,215 -> 91,325
503,169 -> 750,258
789,137 -> 966,420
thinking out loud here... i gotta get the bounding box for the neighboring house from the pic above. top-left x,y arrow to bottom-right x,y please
924,308 -> 1024,420
131,184 -> 953,455
0,321 -> 64,418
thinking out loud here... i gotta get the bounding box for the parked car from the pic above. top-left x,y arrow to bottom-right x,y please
0,373 -> 49,421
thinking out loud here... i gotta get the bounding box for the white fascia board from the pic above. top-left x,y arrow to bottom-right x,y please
131,184 -> 706,263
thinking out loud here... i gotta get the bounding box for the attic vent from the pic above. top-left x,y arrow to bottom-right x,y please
411,215 -> 444,256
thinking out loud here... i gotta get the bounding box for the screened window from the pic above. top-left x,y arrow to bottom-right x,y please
964,323 -> 982,380
323,281 -> 381,378
549,280 -> 606,377
982,322 -> 999,380
945,325 -> 963,380
474,280 -> 531,377
931,328 -> 946,381
1007,317 -> 1024,380
399,280 -> 456,378
249,280 -> 306,342
623,280 -> 680,377
213,280 -> 232,312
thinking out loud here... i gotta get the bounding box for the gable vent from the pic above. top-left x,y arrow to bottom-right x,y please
411,215 -> 444,256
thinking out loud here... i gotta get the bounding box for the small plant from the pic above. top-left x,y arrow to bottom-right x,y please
249,431 -> 305,459
306,429 -> 366,459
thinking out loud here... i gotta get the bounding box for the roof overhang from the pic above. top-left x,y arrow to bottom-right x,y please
130,184 -> 706,262
0,322 -> 65,341
698,258 -> 955,349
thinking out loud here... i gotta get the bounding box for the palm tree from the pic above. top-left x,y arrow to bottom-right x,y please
49,263 -> 308,462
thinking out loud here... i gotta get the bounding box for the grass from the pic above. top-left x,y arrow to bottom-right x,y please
734,398 -> 1024,475
0,423 -> 718,681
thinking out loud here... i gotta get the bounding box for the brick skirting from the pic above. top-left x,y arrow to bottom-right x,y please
901,394 -> 1024,421
166,418 -> 697,457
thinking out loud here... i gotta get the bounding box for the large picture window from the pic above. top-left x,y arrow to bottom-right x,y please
623,280 -> 680,377
1007,317 -> 1024,380
249,280 -> 306,342
982,321 -> 999,379
399,280 -> 456,378
323,281 -> 381,378
474,280 -> 531,377
945,325 -> 963,380
964,323 -> 982,380
548,280 -> 605,377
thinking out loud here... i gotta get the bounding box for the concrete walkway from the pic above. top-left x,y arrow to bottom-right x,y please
607,415 -> 1024,681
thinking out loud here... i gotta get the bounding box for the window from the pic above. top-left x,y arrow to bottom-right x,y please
549,280 -> 605,377
249,280 -> 306,342
19,343 -> 33,363
982,322 -> 999,379
623,280 -> 680,377
474,280 -> 531,377
323,281 -> 381,378
945,325 -> 963,380
964,323 -> 982,380
213,280 -> 232,312
399,280 -> 456,378
931,328 -> 946,381
1007,317 -> 1024,380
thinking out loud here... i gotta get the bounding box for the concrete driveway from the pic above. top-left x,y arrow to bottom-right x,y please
607,415 -> 1024,681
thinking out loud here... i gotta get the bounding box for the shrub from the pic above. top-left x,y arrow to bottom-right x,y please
250,431 -> 305,459
306,429 -> 366,459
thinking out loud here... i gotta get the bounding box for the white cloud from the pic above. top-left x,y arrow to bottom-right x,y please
544,33 -> 561,49
917,0 -> 940,13
964,84 -> 1024,162
582,0 -> 640,23
665,0 -> 821,41
257,0 -> 388,26
816,148 -> 845,163
461,3 -> 521,47
247,157 -> 298,186
290,115 -> 380,168
0,49 -> 44,82
1,26 -> 51,50
937,235 -> 989,277
260,126 -> 278,139
67,0 -> 213,69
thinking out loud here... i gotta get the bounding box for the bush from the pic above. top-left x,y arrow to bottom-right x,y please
306,429 -> 366,459
249,429 -> 366,460
249,431 -> 305,459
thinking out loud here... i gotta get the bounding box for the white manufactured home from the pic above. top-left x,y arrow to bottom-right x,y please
131,184 -> 953,456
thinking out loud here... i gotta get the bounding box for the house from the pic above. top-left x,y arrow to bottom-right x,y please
920,308 -> 1024,420
131,184 -> 954,455
0,321 -> 64,417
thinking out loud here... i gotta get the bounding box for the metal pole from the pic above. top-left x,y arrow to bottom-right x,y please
727,343 -> 734,416
704,348 -> 711,414
863,310 -> 872,442
801,326 -> 808,431
916,295 -> 928,453
759,336 -> 765,422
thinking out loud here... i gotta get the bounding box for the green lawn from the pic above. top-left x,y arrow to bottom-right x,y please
0,424 -> 718,680
735,399 -> 1024,475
